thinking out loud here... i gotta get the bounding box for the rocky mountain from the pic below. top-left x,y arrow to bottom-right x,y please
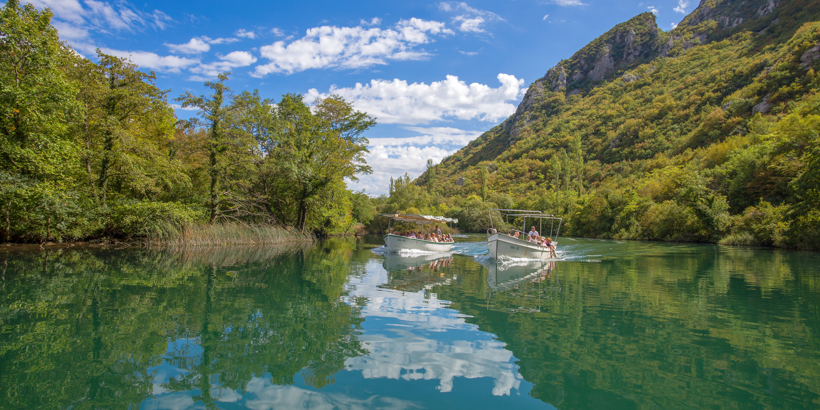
413,0 -> 820,249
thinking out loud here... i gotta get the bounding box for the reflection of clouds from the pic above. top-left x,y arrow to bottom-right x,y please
342,260 -> 524,396
244,378 -> 420,410
348,329 -> 522,395
211,386 -> 242,402
141,392 -> 204,410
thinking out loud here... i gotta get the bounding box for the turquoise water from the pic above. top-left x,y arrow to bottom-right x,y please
1,236 -> 819,409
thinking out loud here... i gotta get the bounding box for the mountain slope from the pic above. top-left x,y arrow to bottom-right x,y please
413,0 -> 820,249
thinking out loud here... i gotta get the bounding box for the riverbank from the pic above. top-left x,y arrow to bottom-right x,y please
0,222 -> 315,249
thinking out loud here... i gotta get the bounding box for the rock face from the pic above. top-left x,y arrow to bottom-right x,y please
541,12 -> 662,91
801,42 -> 820,69
502,0 -> 789,149
678,0 -> 780,30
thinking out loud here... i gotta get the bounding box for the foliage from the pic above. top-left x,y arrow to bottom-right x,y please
390,2 -> 820,249
0,0 -> 375,242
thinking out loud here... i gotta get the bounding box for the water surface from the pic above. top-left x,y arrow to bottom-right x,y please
1,236 -> 818,409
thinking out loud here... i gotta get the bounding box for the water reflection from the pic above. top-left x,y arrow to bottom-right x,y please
1,239 -> 819,409
345,255 -> 525,396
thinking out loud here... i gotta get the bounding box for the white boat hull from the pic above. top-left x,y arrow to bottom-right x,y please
488,233 -> 554,260
384,234 -> 453,253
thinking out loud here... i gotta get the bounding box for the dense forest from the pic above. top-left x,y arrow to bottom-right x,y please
368,0 -> 820,250
0,0 -> 374,243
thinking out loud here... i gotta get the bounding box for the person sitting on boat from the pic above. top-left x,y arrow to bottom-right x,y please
409,232 -> 416,239
528,226 -> 539,241
434,225 -> 442,236
545,237 -> 557,258
513,231 -> 520,239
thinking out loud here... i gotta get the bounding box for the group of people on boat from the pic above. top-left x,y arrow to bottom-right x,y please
389,225 -> 454,243
498,226 -> 557,257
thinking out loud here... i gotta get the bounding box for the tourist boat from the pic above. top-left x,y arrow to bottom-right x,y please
381,213 -> 458,253
486,209 -> 562,260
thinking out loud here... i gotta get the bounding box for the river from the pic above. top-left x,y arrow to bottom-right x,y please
1,235 -> 818,409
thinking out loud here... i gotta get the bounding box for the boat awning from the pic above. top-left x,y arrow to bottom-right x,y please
380,214 -> 458,225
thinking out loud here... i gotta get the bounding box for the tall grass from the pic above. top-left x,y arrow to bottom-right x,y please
146,222 -> 314,246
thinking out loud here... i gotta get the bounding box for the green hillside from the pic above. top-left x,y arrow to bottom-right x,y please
383,0 -> 820,249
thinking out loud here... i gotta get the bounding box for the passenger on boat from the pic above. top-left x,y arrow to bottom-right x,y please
434,225 -> 442,236
545,237 -> 557,258
528,226 -> 539,240
513,232 -> 520,239
409,232 -> 416,239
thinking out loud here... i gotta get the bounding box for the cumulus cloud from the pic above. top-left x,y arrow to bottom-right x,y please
188,51 -> 258,79
360,17 -> 382,26
305,73 -> 525,125
349,127 -> 484,194
648,6 -> 659,15
165,37 -> 210,54
235,28 -> 256,39
674,0 -> 691,14
164,36 -> 242,54
253,18 -> 453,76
98,48 -> 199,72
438,2 -> 503,33
271,27 -> 285,36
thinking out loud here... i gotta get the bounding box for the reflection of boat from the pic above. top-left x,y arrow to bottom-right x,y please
382,252 -> 452,272
486,260 -> 555,291
486,209 -> 562,260
380,214 -> 458,252
380,253 -> 456,292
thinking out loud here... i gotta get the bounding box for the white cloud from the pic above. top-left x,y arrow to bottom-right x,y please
350,127 -> 484,193
543,14 -> 550,21
99,48 -> 199,72
271,27 -> 285,36
235,28 -> 256,39
165,37 -> 210,54
253,18 -> 453,76
360,17 -> 382,26
205,36 -> 241,45
454,16 -> 485,33
648,6 -> 659,15
438,2 -> 503,33
305,73 -> 525,125
170,103 -> 200,111
671,22 -> 678,29
674,0 -> 691,14
188,51 -> 258,79
29,0 -> 175,58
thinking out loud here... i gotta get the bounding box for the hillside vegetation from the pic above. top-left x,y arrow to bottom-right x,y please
374,0 -> 820,250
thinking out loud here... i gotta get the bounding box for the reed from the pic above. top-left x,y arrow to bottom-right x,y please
146,222 -> 314,246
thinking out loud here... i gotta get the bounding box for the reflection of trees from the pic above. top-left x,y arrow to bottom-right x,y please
433,247 -> 820,409
0,241 -> 365,408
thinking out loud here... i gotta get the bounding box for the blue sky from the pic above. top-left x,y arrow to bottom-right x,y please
27,0 -> 696,195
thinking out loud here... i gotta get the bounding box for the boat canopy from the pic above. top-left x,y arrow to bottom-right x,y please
380,214 -> 458,225
488,208 -> 562,238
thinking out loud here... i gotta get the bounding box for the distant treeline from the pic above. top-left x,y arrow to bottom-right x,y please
0,0 -> 374,243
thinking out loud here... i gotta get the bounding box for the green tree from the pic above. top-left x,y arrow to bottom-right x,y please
266,94 -> 374,232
